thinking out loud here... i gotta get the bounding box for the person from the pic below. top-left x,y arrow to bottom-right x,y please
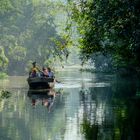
42,67 -> 49,77
47,67 -> 54,78
47,67 -> 61,83
30,69 -> 36,77
29,61 -> 41,77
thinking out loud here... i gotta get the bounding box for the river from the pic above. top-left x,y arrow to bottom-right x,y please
0,69 -> 140,140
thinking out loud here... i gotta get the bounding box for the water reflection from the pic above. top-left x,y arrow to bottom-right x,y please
27,89 -> 56,112
0,72 -> 140,140
79,77 -> 140,140
0,90 -> 11,100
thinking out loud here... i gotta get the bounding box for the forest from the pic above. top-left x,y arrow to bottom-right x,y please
68,0 -> 140,74
0,0 -> 71,77
0,0 -> 140,77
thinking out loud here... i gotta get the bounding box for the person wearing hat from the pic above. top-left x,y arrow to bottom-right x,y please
29,62 -> 41,77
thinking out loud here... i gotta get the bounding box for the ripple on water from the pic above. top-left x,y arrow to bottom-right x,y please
55,82 -> 110,89
55,83 -> 81,89
85,82 -> 111,88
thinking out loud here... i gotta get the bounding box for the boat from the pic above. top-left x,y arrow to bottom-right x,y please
27,77 -> 55,89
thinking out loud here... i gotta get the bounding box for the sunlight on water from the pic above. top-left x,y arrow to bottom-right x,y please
55,82 -> 110,89
85,82 -> 111,87
55,83 -> 81,89
0,71 -> 139,140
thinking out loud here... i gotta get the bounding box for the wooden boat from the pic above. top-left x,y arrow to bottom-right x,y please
27,77 -> 55,89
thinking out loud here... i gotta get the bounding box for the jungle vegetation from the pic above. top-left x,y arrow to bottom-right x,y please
67,0 -> 140,74
0,0 -> 71,76
0,0 -> 140,76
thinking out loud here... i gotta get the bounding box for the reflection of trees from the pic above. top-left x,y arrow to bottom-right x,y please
0,90 -> 11,112
79,86 -> 112,124
0,88 -> 67,140
81,118 -> 98,140
79,77 -> 140,140
0,90 -> 11,99
79,87 -> 113,139
26,89 -> 67,140
111,78 -> 140,140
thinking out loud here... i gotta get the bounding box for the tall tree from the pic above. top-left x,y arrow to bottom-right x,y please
69,0 -> 140,72
0,0 -> 69,75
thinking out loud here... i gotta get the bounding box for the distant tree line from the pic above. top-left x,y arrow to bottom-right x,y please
1,0 -> 140,75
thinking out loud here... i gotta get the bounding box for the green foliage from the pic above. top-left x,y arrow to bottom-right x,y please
0,0 -> 13,14
69,0 -> 140,71
8,44 -> 26,61
0,0 -> 70,75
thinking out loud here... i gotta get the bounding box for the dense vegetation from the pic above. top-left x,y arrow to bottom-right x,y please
1,0 -> 140,76
68,0 -> 140,74
0,0 -> 70,75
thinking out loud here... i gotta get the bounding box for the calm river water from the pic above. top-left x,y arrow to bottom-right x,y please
0,69 -> 140,140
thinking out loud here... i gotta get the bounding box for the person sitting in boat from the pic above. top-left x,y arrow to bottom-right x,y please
42,67 -> 49,77
30,69 -> 36,77
29,61 -> 41,77
47,67 -> 54,78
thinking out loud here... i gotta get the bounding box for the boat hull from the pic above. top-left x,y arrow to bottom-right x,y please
27,77 -> 54,89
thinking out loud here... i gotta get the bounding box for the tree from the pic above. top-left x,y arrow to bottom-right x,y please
69,0 -> 140,72
0,0 -> 69,75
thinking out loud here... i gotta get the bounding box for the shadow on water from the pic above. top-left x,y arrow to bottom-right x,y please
27,88 -> 63,113
0,90 -> 12,140
79,76 -> 140,140
27,89 -> 56,112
